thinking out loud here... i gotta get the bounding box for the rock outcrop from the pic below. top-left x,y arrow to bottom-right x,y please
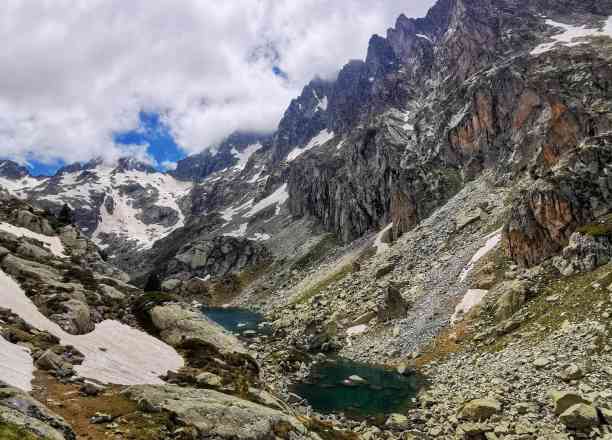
124,385 -> 312,440
0,384 -> 76,440
505,136 -> 612,266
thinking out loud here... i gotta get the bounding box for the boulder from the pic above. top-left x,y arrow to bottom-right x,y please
149,304 -> 246,355
459,399 -> 502,421
98,284 -> 126,301
63,299 -> 94,334
196,372 -> 223,388
494,280 -> 527,322
10,210 -> 55,236
553,232 -> 612,276
0,385 -> 76,440
559,403 -> 599,430
123,385 -> 310,440
377,285 -> 409,322
385,413 -> 410,430
549,390 -> 589,415
375,263 -> 395,280
560,364 -> 584,382
15,242 -> 52,260
35,349 -> 72,373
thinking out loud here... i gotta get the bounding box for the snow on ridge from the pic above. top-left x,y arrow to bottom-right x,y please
0,222 -> 66,257
313,90 -> 328,112
89,169 -> 192,249
287,129 -> 335,162
0,269 -> 183,388
531,16 -> 612,55
0,175 -> 47,198
232,143 -> 262,171
416,33 -> 433,43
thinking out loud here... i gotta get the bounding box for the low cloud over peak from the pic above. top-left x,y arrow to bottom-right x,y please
0,0 -> 435,166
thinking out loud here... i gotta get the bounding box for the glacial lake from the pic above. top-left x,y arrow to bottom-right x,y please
291,357 -> 422,418
201,307 -> 271,337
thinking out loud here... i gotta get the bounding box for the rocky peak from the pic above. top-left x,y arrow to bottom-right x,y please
272,78 -> 334,162
0,160 -> 31,179
115,157 -> 157,174
173,131 -> 271,181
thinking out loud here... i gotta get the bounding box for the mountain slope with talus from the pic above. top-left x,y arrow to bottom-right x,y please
1,0 -> 612,438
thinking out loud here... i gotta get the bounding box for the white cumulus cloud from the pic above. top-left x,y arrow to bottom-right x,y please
0,0 -> 435,165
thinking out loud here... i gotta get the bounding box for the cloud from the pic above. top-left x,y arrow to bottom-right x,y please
0,0 -> 435,165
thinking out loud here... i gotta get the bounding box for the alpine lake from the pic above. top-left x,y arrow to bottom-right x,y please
202,307 -> 423,419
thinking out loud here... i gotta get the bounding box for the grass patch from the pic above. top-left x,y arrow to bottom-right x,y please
0,423 -> 50,440
292,234 -> 339,270
577,213 -> 612,238
478,263 -> 612,353
292,264 -> 352,305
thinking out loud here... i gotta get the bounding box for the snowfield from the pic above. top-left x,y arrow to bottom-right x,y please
287,129 -> 335,161
0,334 -> 34,391
451,289 -> 488,325
532,17 -> 612,55
459,228 -> 503,281
0,222 -> 66,257
247,184 -> 289,217
0,269 -> 184,389
232,143 -> 262,171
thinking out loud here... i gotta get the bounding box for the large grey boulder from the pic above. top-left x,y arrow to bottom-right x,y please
149,304 -> 246,354
10,209 -> 55,236
553,232 -> 612,276
494,280 -> 528,322
0,385 -> 76,440
124,385 -> 310,440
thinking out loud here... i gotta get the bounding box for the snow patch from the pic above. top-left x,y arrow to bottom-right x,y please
531,17 -> 612,55
0,222 -> 66,257
0,176 -> 46,197
449,103 -> 471,130
346,324 -> 368,336
0,334 -> 34,391
287,129 -> 335,162
224,223 -> 248,238
451,289 -> 488,325
373,223 -> 393,255
232,143 -> 262,171
220,199 -> 254,222
246,184 -> 288,217
0,269 -> 184,386
251,232 -> 271,241
91,169 -> 192,249
416,33 -> 433,43
459,228 -> 503,281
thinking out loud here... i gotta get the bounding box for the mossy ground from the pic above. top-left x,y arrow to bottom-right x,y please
292,263 -> 352,305
292,234 -> 340,271
0,422 -> 50,440
577,213 -> 612,238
